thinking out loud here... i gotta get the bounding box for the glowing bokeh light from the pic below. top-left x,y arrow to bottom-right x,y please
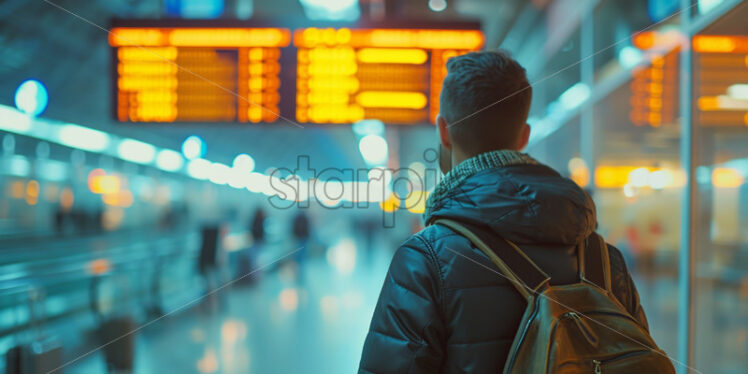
279,288 -> 299,311
358,134 -> 388,165
187,158 -> 212,180
118,138 -> 157,164
156,149 -> 185,172
58,124 -> 111,152
233,153 -> 256,172
182,135 -> 206,160
428,0 -> 447,12
14,79 -> 48,116
209,162 -> 231,185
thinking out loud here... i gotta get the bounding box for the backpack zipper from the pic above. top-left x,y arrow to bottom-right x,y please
592,350 -> 650,373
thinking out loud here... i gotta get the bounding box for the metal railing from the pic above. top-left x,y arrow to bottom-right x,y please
0,228 -> 203,369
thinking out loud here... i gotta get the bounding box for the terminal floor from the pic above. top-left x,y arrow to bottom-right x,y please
67,242 -> 682,374
69,245 -> 392,374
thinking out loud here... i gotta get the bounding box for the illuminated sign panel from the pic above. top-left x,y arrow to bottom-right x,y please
692,35 -> 748,127
629,30 -> 681,127
110,21 -> 483,125
294,28 -> 483,124
629,49 -> 680,127
110,25 -> 291,123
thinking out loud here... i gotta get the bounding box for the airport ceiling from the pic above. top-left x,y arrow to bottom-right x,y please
0,0 -> 524,170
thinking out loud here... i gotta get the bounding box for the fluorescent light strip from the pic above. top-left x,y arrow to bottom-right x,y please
156,149 -> 184,172
117,138 -> 156,165
58,123 -> 111,152
0,105 -> 402,210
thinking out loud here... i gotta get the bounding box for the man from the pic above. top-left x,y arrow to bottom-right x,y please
359,51 -> 648,373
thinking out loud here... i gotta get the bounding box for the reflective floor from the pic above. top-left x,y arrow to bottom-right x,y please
69,239 -> 392,374
63,231 -> 693,374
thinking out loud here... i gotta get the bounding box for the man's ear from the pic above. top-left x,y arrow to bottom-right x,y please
436,114 -> 452,150
517,123 -> 531,150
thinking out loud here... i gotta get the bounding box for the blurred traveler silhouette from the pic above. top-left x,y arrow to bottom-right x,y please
291,210 -> 310,280
292,209 -> 310,245
237,207 -> 267,284
198,225 -> 225,311
53,207 -> 67,235
198,225 -> 220,280
251,207 -> 267,244
360,51 -> 670,373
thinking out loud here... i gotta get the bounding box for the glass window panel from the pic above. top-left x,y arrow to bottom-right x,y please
693,0 -> 730,18
527,117 -> 582,178
593,0 -> 680,83
691,3 -> 748,372
537,28 -> 582,110
592,47 -> 682,357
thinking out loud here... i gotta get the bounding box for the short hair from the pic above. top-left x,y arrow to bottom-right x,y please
439,50 -> 532,152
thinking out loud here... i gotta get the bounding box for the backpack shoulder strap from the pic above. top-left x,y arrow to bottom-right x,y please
434,218 -> 550,301
578,232 -> 612,292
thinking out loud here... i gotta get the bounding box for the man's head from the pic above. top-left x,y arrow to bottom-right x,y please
436,50 -> 533,173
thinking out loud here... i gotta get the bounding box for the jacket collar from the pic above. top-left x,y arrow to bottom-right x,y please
424,150 -> 538,220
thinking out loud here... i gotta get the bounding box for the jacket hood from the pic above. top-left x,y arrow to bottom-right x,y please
425,162 -> 596,246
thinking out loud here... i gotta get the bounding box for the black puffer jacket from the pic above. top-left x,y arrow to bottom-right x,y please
359,162 -> 648,373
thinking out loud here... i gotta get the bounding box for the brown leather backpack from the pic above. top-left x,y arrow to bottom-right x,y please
435,218 -> 676,374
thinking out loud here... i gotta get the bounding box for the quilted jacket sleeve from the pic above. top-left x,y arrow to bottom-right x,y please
359,235 -> 446,374
608,244 -> 650,331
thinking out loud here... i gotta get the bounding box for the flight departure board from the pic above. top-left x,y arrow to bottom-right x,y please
692,35 -> 748,127
109,20 -> 483,125
629,49 -> 679,127
294,27 -> 483,124
110,24 -> 291,123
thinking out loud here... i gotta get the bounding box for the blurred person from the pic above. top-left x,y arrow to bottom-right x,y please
292,209 -> 311,246
236,207 -> 267,285
198,224 -> 227,312
291,209 -> 310,281
53,207 -> 67,235
360,51 -> 668,373
251,207 -> 267,245
198,225 -> 220,284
